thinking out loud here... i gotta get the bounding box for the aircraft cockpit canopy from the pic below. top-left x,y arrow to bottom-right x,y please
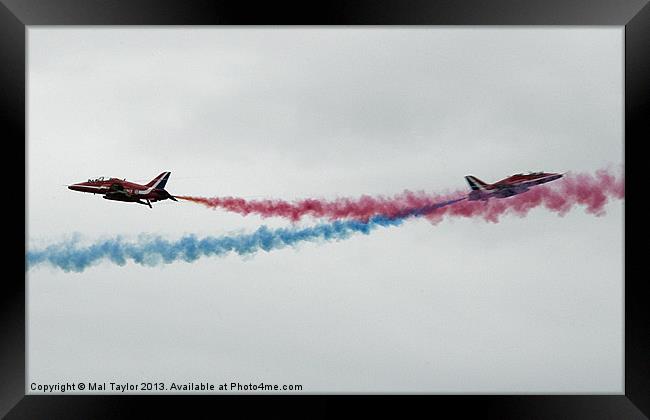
513,172 -> 542,176
88,176 -> 106,182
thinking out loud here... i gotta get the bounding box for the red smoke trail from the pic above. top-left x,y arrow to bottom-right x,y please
176,191 -> 459,221
176,168 -> 624,223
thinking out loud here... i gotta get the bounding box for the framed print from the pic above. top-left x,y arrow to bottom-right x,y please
2,0 -> 648,417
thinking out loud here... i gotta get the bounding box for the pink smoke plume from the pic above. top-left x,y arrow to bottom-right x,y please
176,168 -> 624,223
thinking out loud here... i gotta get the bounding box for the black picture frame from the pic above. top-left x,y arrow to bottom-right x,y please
3,0 -> 647,418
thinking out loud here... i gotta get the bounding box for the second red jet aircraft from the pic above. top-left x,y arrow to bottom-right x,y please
465,171 -> 563,201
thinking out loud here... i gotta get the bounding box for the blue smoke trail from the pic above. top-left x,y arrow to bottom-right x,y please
26,198 -> 465,273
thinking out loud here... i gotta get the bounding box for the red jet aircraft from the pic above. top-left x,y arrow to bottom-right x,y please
465,171 -> 563,201
68,172 -> 178,208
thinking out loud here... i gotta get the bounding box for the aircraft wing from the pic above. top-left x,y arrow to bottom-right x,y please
496,180 -> 534,190
517,178 -> 556,188
104,189 -> 135,199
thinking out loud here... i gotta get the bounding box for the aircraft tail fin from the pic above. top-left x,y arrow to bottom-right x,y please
465,175 -> 489,191
146,172 -> 171,190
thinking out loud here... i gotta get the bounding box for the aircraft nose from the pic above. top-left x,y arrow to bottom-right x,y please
68,184 -> 83,191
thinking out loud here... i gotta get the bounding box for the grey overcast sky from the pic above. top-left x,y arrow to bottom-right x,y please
27,27 -> 623,393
